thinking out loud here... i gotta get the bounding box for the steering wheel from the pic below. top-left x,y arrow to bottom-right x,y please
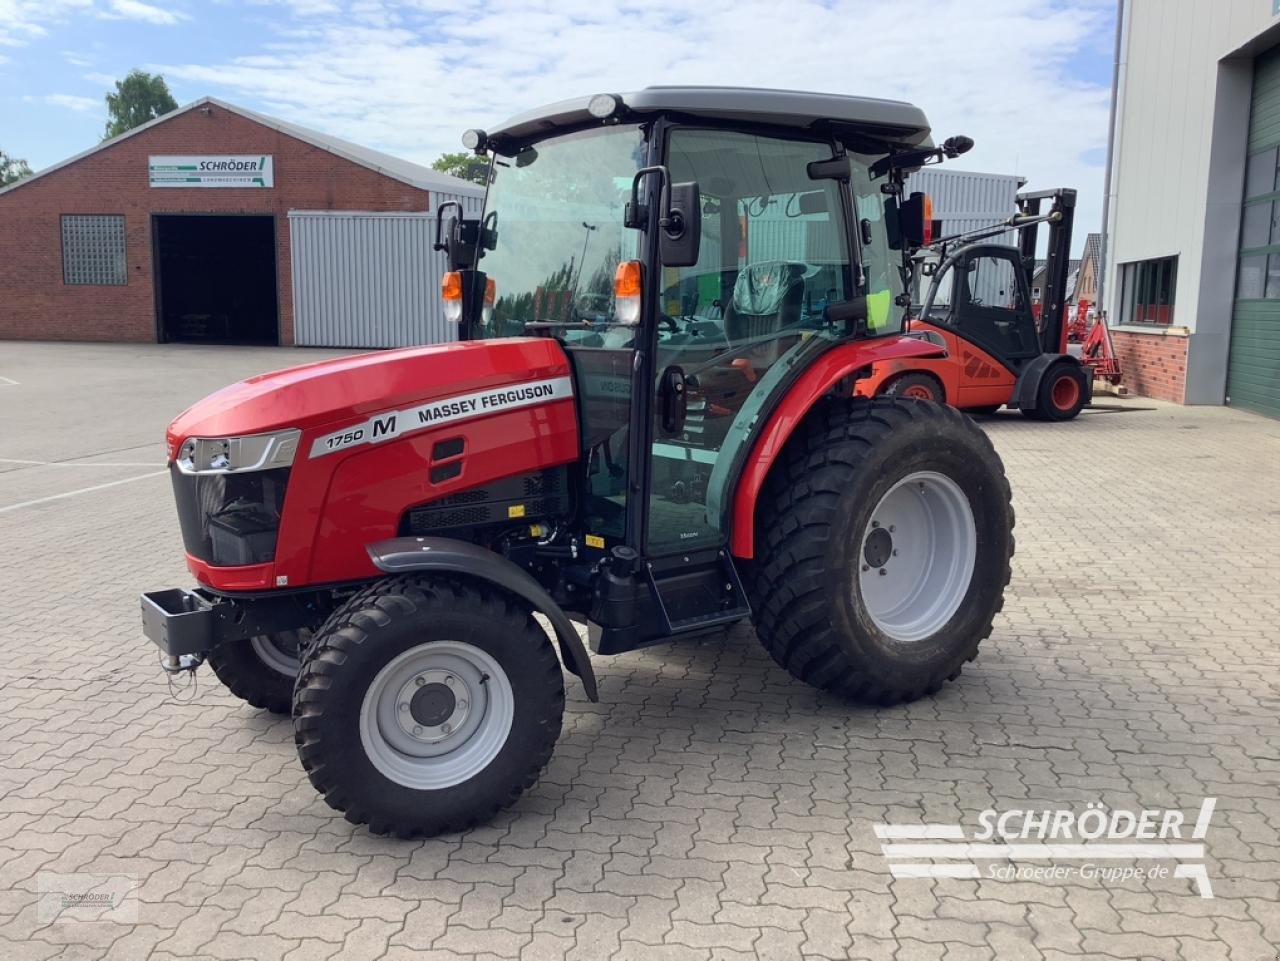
659,314 -> 681,334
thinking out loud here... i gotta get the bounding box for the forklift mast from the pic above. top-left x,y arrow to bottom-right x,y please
1016,188 -> 1077,355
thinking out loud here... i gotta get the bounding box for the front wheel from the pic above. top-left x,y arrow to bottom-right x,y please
751,397 -> 1014,705
1024,362 -> 1088,421
293,576 -> 564,838
207,630 -> 307,714
883,371 -> 945,404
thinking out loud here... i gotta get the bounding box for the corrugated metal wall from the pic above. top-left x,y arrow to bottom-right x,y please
904,168 -> 1023,246
289,211 -> 453,349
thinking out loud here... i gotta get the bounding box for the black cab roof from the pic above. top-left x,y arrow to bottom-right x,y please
487,86 -> 932,150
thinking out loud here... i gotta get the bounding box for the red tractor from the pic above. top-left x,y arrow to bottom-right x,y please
856,188 -> 1096,420
141,88 -> 1015,837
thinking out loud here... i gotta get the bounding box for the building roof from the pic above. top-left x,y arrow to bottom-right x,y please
488,86 -> 933,149
0,96 -> 485,199
1031,258 -> 1082,288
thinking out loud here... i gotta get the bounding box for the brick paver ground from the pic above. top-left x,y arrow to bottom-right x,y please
2,342 -> 1278,961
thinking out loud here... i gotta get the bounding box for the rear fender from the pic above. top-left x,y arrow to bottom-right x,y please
728,336 -> 945,559
366,537 -> 598,701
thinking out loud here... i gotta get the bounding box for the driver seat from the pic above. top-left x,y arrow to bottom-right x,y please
722,262 -> 806,365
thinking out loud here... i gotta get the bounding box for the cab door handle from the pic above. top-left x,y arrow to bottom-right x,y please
658,365 -> 687,435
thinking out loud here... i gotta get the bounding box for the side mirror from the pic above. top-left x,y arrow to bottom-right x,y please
660,181 -> 701,268
433,200 -> 481,270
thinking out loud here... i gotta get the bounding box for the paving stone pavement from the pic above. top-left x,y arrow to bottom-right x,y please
2,342 -> 1279,961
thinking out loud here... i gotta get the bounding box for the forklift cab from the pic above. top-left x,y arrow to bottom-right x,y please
439,88 -> 939,650
922,244 -> 1041,366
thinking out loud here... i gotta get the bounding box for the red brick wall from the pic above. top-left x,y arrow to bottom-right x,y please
1111,328 -> 1189,403
0,104 -> 431,345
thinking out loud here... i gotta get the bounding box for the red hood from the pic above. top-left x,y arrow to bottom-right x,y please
166,338 -> 572,450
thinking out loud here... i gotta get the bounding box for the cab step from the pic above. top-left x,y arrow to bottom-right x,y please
645,549 -> 751,635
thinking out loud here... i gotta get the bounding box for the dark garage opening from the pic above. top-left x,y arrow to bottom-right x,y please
154,215 -> 279,344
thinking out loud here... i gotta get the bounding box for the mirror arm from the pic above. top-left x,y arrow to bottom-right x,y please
626,165 -> 670,229
433,200 -> 463,252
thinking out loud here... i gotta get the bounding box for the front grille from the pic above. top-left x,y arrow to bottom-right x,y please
171,464 -> 289,566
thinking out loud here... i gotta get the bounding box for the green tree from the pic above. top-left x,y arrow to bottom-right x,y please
0,150 -> 32,187
431,151 -> 489,185
104,69 -> 179,140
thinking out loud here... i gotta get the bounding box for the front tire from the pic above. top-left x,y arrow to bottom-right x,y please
293,575 -> 564,838
1024,362 -> 1088,421
751,397 -> 1014,705
207,630 -> 306,714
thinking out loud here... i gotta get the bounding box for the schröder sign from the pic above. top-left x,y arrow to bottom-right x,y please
148,155 -> 274,188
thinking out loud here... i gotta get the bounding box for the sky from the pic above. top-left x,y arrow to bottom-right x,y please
0,0 -> 1117,254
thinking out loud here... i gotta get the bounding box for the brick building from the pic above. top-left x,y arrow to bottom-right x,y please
0,97 -> 482,346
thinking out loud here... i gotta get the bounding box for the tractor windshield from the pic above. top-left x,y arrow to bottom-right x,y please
472,126 -> 647,340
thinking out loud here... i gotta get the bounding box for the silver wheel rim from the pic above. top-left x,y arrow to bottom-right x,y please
250,631 -> 303,676
857,471 -> 977,642
359,641 -> 515,790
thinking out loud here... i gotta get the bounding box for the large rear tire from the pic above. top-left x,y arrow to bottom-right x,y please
206,630 -> 307,715
751,397 -> 1014,705
293,575 -> 564,838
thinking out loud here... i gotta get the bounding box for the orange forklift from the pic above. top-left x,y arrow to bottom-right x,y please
857,187 -> 1093,420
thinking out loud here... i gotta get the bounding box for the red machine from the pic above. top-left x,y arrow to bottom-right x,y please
139,88 -> 1017,838
857,188 -> 1105,420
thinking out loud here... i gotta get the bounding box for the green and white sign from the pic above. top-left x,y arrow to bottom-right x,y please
148,155 -> 274,188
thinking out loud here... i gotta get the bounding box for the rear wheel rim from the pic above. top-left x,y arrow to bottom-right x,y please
359,641 -> 515,790
857,471 -> 977,642
1051,373 -> 1081,411
902,383 -> 937,401
250,632 -> 303,676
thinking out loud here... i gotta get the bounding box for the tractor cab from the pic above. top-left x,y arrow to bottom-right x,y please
435,87 -> 952,648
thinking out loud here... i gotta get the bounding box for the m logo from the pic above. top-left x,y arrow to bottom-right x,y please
371,414 -> 398,440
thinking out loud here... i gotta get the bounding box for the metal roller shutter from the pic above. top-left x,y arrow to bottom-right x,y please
1228,46 -> 1280,417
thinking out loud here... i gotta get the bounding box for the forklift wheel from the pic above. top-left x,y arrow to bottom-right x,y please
884,372 -> 944,404
292,575 -> 564,838
207,630 -> 307,715
1024,362 -> 1088,421
751,396 -> 1014,705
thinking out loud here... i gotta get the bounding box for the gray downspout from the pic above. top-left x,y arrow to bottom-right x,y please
1097,0 -> 1127,316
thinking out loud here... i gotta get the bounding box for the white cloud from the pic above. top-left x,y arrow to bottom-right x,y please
0,0 -> 182,49
104,0 -> 184,24
152,0 -> 1112,249
34,92 -> 101,111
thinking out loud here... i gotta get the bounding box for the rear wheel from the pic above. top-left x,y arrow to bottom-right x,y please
1024,362 -> 1088,421
884,372 -> 944,404
751,396 -> 1014,705
207,630 -> 307,715
293,575 -> 564,838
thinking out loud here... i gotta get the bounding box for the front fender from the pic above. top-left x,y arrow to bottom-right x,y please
728,336 -> 945,559
366,537 -> 598,701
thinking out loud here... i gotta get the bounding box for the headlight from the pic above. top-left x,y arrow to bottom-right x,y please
175,428 -> 301,475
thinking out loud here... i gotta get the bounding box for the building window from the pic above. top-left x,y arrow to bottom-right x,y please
62,215 -> 126,285
1237,145 -> 1280,301
1118,256 -> 1177,325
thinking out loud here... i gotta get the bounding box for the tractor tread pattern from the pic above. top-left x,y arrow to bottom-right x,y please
207,639 -> 293,715
751,396 -> 1015,705
293,574 -> 564,839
